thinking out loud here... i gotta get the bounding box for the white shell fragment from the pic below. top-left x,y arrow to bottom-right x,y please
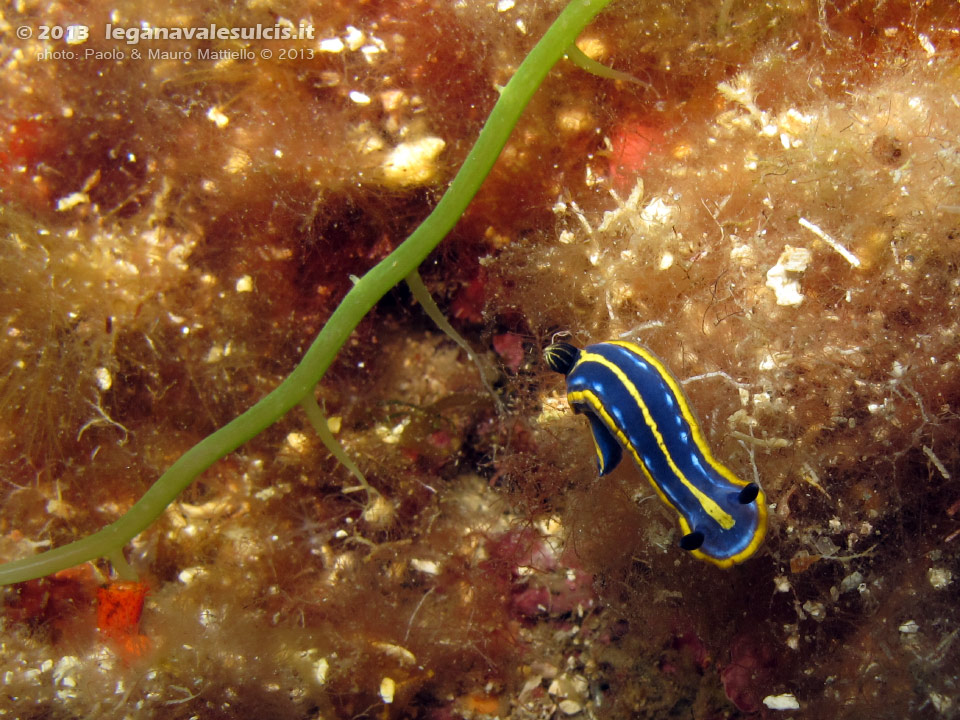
379,677 -> 396,704
313,657 -> 329,684
319,37 -> 345,53
349,90 -> 372,105
763,693 -> 800,710
56,192 -> 89,211
899,620 -> 919,634
765,245 -> 813,306
928,567 -> 953,589
94,366 -> 113,391
206,106 -> 229,128
381,137 -> 446,189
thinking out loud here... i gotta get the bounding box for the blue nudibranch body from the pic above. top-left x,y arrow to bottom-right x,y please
544,341 -> 766,567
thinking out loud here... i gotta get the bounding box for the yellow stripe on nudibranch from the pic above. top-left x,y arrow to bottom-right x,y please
607,341 -> 748,490
569,388 -> 676,509
545,340 -> 767,567
571,351 -> 735,530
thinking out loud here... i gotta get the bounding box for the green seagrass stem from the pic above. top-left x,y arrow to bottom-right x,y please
405,269 -> 503,411
564,44 -> 652,90
107,548 -> 138,582
299,393 -> 376,496
0,0 -> 616,586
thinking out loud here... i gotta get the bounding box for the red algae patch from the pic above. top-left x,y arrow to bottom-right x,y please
96,580 -> 150,660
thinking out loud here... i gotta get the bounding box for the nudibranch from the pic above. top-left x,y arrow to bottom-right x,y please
544,341 -> 766,567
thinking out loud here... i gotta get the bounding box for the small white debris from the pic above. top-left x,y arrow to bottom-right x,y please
361,44 -> 383,60
376,417 -> 410,443
410,558 -> 440,575
235,275 -> 253,293
497,0 -> 515,10
254,486 -> 278,501
53,656 -> 81,687
319,37 -> 345,53
839,571 -> 864,593
765,245 -> 812,306
548,673 -> 588,701
206,106 -> 230,128
759,354 -> 777,371
223,148 -> 251,174
94,366 -> 113,391
381,136 -> 446,189
380,89 -> 406,112
899,620 -> 919,634
930,691 -> 952,713
284,431 -> 309,454
778,107 -> 816,135
730,242 -> 757,268
205,341 -> 232,363
556,106 -> 592,134
178,566 -> 208,584
379,677 -> 396,704
519,676 -> 543,702
774,575 -> 791,592
356,133 -> 385,154
917,33 -> 936,57
558,699 -> 583,715
802,600 -> 825,621
659,251 -> 674,270
928,567 -> 953,589
362,494 -> 395,526
717,72 -> 758,112
639,196 -> 677,226
373,642 -> 417,665
344,26 -> 365,51
314,657 -> 329,684
763,693 -> 800,710
798,217 -> 860,267
56,192 -> 89,211
349,90 -> 372,105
